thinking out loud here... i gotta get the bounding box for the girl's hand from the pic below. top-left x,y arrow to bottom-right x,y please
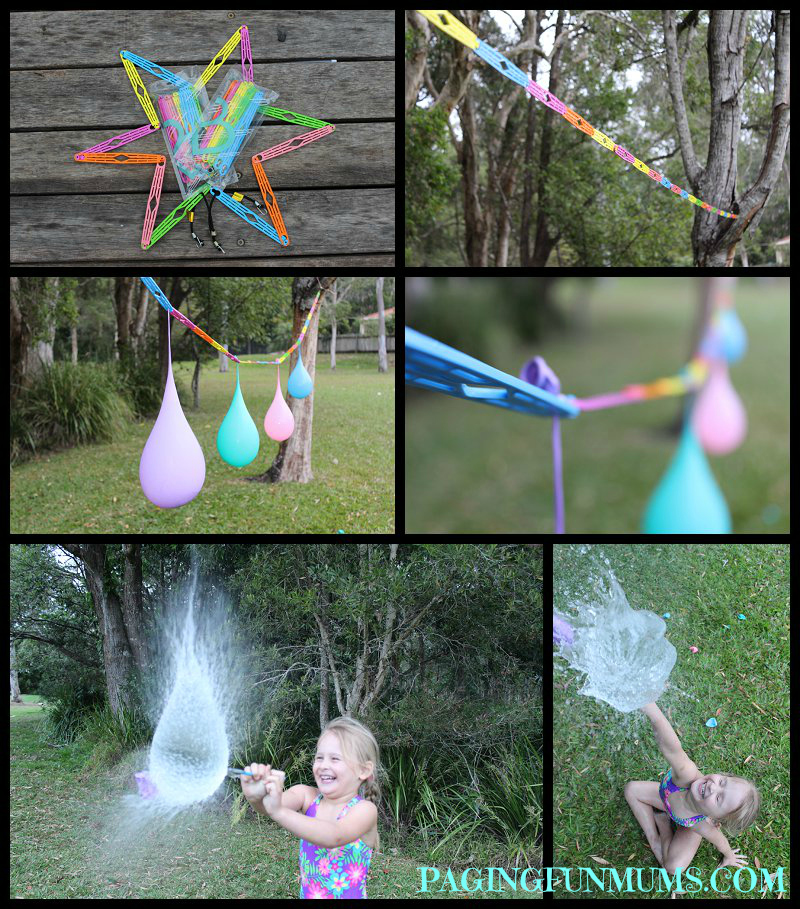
240,763 -> 270,801
262,767 -> 287,817
716,848 -> 749,871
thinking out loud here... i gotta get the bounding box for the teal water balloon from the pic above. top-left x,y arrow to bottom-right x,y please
641,422 -> 731,534
287,349 -> 313,399
216,365 -> 260,467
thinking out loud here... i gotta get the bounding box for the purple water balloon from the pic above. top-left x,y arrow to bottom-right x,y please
139,320 -> 205,508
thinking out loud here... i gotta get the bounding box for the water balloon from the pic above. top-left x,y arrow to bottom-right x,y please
557,568 -> 677,712
553,614 -> 574,646
147,604 -> 229,807
217,365 -> 260,467
287,349 -> 313,399
641,423 -> 731,534
264,366 -> 295,441
139,319 -> 205,508
718,309 -> 747,363
691,360 -> 747,455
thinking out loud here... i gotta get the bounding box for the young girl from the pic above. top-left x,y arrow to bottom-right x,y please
241,716 -> 379,899
624,702 -> 759,875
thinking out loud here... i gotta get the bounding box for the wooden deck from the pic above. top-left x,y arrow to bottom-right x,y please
10,10 -> 395,267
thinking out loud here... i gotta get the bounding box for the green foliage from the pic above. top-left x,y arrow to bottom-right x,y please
405,107 -> 459,255
11,362 -> 133,463
39,673 -> 106,744
12,542 -> 541,871
113,353 -> 170,418
81,702 -> 153,768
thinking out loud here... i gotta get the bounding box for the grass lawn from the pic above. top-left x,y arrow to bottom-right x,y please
406,282 -> 788,534
11,354 -> 394,534
553,544 -> 789,899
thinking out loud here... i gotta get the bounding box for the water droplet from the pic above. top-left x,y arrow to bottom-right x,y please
140,318 -> 205,508
217,365 -> 260,467
264,365 -> 295,441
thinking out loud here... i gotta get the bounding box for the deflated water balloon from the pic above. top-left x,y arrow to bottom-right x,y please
140,320 -> 205,508
217,365 -> 260,467
264,366 -> 295,441
287,349 -> 313,399
692,360 -> 747,455
642,423 -> 731,534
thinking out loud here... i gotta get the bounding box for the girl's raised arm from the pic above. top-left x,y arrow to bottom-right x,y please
640,702 -> 697,780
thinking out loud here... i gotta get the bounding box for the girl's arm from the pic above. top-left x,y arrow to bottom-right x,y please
694,821 -> 747,868
640,702 -> 698,780
269,798 -> 377,849
244,782 -> 314,817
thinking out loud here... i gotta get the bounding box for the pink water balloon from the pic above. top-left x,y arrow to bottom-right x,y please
264,365 -> 295,441
692,360 -> 747,455
139,321 -> 205,508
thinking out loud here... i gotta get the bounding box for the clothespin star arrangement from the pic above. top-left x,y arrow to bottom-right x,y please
74,26 -> 336,252
139,277 -> 320,509
406,278 -> 748,534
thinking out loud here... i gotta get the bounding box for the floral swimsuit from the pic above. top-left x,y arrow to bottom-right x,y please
299,794 -> 373,898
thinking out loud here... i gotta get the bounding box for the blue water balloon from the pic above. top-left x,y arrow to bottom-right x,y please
216,365 -> 260,467
718,309 -> 747,363
641,422 -> 731,534
287,349 -> 313,399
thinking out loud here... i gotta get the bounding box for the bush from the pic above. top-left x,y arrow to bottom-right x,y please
11,362 -> 133,462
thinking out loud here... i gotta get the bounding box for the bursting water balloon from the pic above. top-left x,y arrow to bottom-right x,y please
217,365 -> 260,467
557,568 -> 677,713
642,423 -> 731,534
264,365 -> 295,441
148,649 -> 228,805
139,319 -> 205,508
287,349 -> 313,399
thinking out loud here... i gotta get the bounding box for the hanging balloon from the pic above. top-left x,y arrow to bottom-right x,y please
140,320 -> 205,508
264,365 -> 295,441
692,360 -> 747,456
718,309 -> 748,363
700,309 -> 747,363
287,349 -> 313,399
217,365 -> 260,467
641,423 -> 731,534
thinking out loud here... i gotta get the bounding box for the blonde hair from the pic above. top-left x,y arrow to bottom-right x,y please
319,716 -> 381,850
718,774 -> 761,835
319,716 -> 381,805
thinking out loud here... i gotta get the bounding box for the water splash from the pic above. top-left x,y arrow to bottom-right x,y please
147,613 -> 228,805
139,560 -> 246,811
556,567 -> 676,713
90,555 -> 254,883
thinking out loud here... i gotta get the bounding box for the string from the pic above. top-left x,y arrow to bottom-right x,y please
522,345 -> 711,534
417,10 -> 738,220
140,277 -> 320,365
573,359 -> 709,412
